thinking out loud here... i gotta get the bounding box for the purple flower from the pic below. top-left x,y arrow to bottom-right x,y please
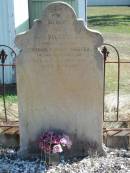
38,130 -> 72,153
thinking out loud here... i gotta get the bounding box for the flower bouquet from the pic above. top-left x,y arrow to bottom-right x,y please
38,130 -> 72,165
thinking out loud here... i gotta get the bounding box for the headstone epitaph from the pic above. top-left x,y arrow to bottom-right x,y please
16,2 -> 104,155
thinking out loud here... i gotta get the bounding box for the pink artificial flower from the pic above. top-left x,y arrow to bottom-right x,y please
52,144 -> 63,153
60,138 -> 67,146
53,139 -> 60,144
38,130 -> 72,153
62,135 -> 72,149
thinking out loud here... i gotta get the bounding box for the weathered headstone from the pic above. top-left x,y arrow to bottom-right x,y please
16,2 -> 104,155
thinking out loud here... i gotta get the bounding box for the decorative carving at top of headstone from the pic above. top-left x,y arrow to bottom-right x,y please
16,2 -> 104,156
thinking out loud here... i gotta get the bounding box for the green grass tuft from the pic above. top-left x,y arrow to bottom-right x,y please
0,94 -> 17,104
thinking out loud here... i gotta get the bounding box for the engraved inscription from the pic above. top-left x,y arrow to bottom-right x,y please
30,46 -> 90,69
16,2 -> 103,154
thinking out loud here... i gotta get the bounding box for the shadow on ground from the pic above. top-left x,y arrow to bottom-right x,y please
88,15 -> 130,26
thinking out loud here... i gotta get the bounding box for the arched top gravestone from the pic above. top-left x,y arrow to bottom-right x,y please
16,2 -> 104,155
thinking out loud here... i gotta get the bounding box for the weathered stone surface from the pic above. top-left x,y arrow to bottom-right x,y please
16,2 -> 104,155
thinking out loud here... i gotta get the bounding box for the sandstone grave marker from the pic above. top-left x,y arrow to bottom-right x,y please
16,2 -> 104,155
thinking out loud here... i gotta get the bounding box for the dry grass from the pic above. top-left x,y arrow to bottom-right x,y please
0,96 -> 18,121
105,93 -> 130,123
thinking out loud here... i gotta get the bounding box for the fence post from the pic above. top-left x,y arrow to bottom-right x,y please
128,122 -> 130,150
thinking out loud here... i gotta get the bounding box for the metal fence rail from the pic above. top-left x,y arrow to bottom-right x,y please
102,43 -> 130,122
0,44 -> 130,124
0,45 -> 16,123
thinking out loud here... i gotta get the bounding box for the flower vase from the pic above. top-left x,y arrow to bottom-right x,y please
49,153 -> 60,166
